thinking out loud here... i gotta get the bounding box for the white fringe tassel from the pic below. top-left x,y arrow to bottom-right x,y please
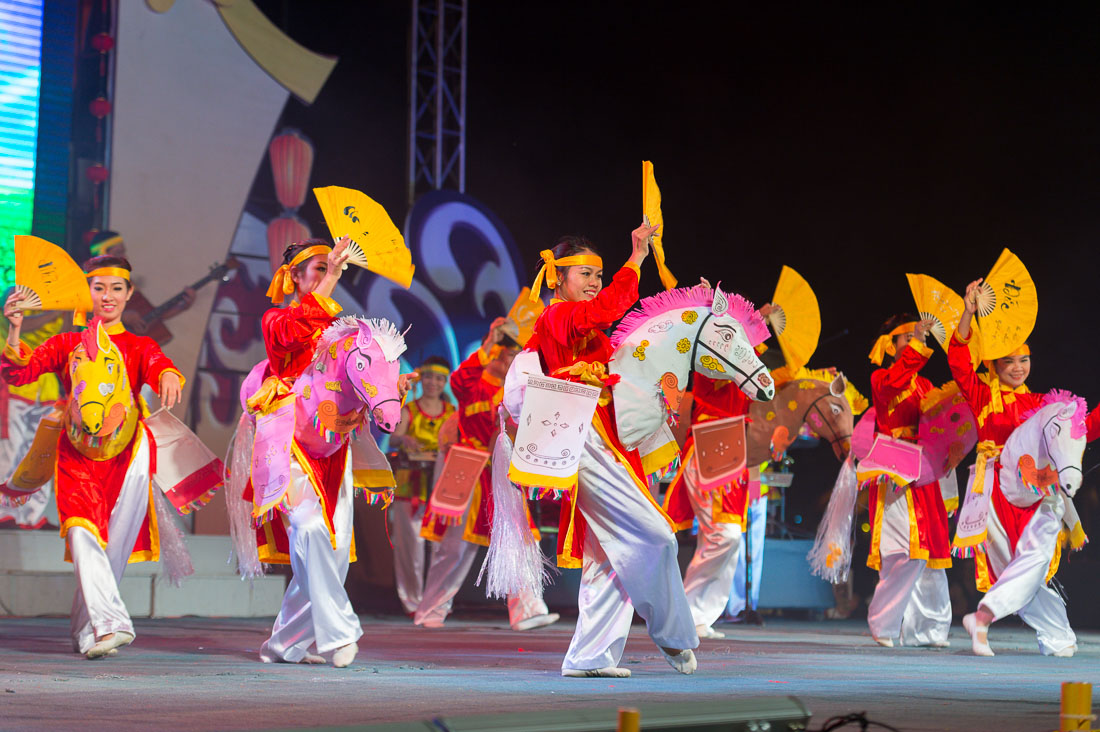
154,488 -> 194,587
225,412 -> 264,580
477,423 -> 553,599
807,455 -> 859,584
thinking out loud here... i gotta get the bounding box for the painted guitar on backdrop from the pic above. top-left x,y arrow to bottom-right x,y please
123,258 -> 241,344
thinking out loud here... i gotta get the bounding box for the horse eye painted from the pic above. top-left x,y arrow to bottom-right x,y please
356,360 -> 364,372
830,403 -> 842,415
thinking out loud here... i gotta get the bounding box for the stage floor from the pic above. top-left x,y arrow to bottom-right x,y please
0,614 -> 1095,731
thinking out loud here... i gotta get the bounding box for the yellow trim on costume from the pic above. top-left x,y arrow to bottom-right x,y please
419,520 -> 446,543
943,495 -> 959,515
128,427 -> 159,563
640,439 -> 680,477
886,376 -> 919,415
508,465 -> 578,492
867,482 -> 886,571
974,550 -> 991,593
1067,521 -> 1087,551
353,469 -> 396,489
1045,531 -> 1064,585
461,481 -> 491,547
529,250 -> 604,302
712,479 -> 748,528
622,261 -> 641,277
158,367 -> 187,391
85,266 -> 131,281
290,441 -> 339,551
476,346 -> 493,366
557,487 -> 583,568
904,486 -> 930,561
868,322 -> 918,365
661,445 -> 696,531
926,557 -> 952,569
258,518 -> 290,564
266,244 -> 331,304
4,341 -> 32,366
60,517 -> 107,548
976,374 -> 1029,424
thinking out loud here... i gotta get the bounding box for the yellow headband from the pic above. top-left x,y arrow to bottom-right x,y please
867,321 -> 917,366
85,267 -> 131,282
265,244 -> 332,304
529,250 -> 604,302
418,364 -> 451,377
75,267 -> 133,326
981,344 -> 1031,415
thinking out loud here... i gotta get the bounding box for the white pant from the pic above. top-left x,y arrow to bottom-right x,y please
981,494 -> 1075,655
866,487 -> 950,645
69,432 -> 151,653
414,513 -> 548,628
261,456 -> 361,661
681,466 -> 742,629
562,429 -> 698,672
389,500 -> 427,614
727,494 -> 767,616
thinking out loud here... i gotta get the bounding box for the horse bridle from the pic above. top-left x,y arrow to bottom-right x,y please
800,392 -> 851,450
1040,413 -> 1081,495
689,312 -> 770,394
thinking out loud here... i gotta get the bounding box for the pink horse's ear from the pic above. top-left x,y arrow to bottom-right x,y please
356,323 -> 374,351
81,318 -> 105,361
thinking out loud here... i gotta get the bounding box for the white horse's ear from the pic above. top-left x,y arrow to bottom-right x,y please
1059,403 -> 1077,421
712,282 -> 730,316
830,372 -> 846,399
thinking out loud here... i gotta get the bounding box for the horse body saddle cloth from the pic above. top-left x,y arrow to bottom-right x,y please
427,444 -> 490,520
857,433 -> 922,488
691,415 -> 747,491
508,374 -> 601,491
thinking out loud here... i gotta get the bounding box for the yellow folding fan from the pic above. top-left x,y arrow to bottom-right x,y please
12,235 -> 93,313
642,161 -> 677,290
906,273 -> 964,353
768,265 -> 820,373
313,186 -> 415,288
506,287 -> 545,347
972,248 -> 1037,361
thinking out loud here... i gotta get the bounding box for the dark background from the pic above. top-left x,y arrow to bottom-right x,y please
253,2 -> 1100,622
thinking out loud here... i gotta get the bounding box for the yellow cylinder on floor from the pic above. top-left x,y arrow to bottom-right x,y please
617,707 -> 641,732
1061,681 -> 1093,732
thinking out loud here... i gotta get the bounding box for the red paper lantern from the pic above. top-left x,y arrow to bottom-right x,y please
266,214 -> 311,276
86,163 -> 109,183
268,129 -> 314,211
89,96 -> 112,118
91,32 -> 114,53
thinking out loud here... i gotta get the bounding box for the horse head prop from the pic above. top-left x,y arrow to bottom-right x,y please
66,319 -> 138,459
293,316 -> 408,457
748,371 -> 854,464
609,283 -> 774,450
1002,390 -> 1088,501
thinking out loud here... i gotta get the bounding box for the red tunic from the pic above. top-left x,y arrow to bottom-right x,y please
663,374 -> 753,530
1,324 -> 182,561
527,263 -> 673,568
248,293 -> 349,565
421,349 -> 502,546
866,340 -> 952,570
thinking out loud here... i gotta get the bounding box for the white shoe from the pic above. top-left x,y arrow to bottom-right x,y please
562,666 -> 631,678
927,639 -> 951,648
86,631 -> 134,659
1052,645 -> 1077,658
332,642 -> 359,668
962,613 -> 994,657
512,612 -> 560,631
695,624 -> 726,640
873,636 -> 894,648
659,647 -> 697,675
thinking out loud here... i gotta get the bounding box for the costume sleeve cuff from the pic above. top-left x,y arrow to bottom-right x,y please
909,340 -> 934,358
159,368 -> 186,390
312,293 -> 342,317
952,329 -> 972,345
622,262 -> 641,278
3,341 -> 31,366
477,347 -> 492,366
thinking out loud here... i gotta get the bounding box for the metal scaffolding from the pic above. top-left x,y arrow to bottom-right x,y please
407,0 -> 467,206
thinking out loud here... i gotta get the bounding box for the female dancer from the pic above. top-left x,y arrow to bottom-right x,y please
526,226 -> 698,678
388,356 -> 454,616
2,254 -> 184,659
864,315 -> 952,648
951,278 -> 1076,657
248,236 -> 374,668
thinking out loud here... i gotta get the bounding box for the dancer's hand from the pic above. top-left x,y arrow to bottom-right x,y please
912,319 -> 936,345
397,372 -> 415,399
4,291 -> 25,346
630,221 -> 658,264
963,278 -> 983,316
160,372 -> 183,409
483,316 -> 508,352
